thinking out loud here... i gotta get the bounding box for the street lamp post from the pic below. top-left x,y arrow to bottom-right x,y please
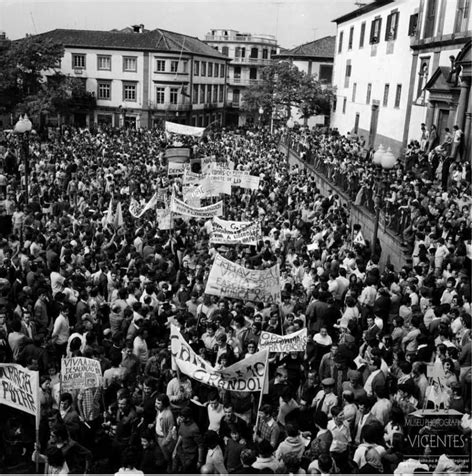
286,117 -> 294,162
258,106 -> 264,128
14,114 -> 33,206
371,145 -> 396,256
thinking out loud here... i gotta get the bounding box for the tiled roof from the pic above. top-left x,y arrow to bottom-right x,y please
277,36 -> 336,59
29,28 -> 227,59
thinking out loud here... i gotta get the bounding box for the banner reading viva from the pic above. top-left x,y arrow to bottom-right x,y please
0,364 -> 39,421
171,325 -> 268,392
259,328 -> 308,353
61,357 -> 103,392
205,253 -> 281,303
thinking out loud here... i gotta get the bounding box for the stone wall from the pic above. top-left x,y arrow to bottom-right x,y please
280,144 -> 407,271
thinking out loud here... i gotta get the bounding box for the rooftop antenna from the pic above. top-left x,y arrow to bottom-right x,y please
29,11 -> 38,34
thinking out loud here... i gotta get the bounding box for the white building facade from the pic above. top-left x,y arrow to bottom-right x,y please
331,0 -> 419,154
35,27 -> 229,129
205,29 -> 278,126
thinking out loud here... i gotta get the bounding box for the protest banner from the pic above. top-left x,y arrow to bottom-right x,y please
157,208 -> 173,230
259,328 -> 308,353
61,357 -> 103,392
205,253 -> 281,303
129,190 -> 161,218
231,170 -> 260,191
171,325 -> 268,392
210,217 -> 261,245
183,177 -> 231,202
164,148 -> 191,160
183,169 -> 205,186
165,121 -> 205,137
0,364 -> 39,420
170,195 -> 223,218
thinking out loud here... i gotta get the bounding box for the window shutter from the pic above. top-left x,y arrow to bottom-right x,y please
385,14 -> 392,41
393,12 -> 400,39
370,19 -> 376,43
408,13 -> 418,36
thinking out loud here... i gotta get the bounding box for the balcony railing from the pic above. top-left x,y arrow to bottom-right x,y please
228,78 -> 263,85
205,34 -> 277,45
231,58 -> 274,66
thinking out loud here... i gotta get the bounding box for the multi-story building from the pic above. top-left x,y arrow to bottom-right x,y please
406,0 -> 471,152
331,0 -> 420,154
205,29 -> 278,126
276,35 -> 336,127
32,26 -> 229,129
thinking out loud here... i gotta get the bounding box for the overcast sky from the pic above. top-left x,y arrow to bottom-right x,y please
1,0 -> 356,49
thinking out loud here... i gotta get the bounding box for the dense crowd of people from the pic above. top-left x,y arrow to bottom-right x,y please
0,123 -> 471,475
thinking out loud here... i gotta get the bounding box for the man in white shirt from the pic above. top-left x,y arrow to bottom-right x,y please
51,304 -> 70,358
50,269 -> 65,297
312,378 -> 338,416
207,391 -> 225,432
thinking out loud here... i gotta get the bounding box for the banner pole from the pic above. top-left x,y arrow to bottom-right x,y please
253,349 -> 268,440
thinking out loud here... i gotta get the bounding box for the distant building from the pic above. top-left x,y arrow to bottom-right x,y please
30,26 -> 229,129
405,0 -> 471,155
276,35 -> 336,127
204,29 -> 278,126
331,0 -> 417,154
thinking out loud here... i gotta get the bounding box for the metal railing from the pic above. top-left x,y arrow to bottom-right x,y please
231,58 -> 274,66
228,78 -> 263,85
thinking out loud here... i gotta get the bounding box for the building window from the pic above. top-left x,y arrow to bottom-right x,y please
370,18 -> 382,44
72,53 -> 86,69
352,82 -> 357,102
454,0 -> 471,33
342,97 -> 347,114
395,84 -> 402,108
208,63 -> 213,77
360,22 -> 366,47
97,55 -> 111,71
193,84 -> 199,104
123,83 -> 137,101
383,84 -> 389,106
170,61 -> 179,73
416,59 -> 430,103
213,85 -> 218,102
249,67 -> 257,80
214,63 -> 219,77
123,56 -> 137,72
408,13 -> 419,36
319,64 -> 333,83
348,27 -> 354,49
234,66 -> 241,80
207,84 -> 212,103
97,81 -> 111,100
156,60 -> 166,72
156,87 -> 165,104
385,11 -> 400,40
262,49 -> 268,59
170,88 -> 179,104
250,47 -> 259,58
201,61 -> 206,76
366,83 -> 372,104
338,31 -> 344,53
219,84 -> 224,102
200,84 -> 205,103
344,60 -> 352,88
232,89 -> 240,105
222,46 -> 229,56
194,60 -> 200,76
424,0 -> 438,38
220,64 -> 225,77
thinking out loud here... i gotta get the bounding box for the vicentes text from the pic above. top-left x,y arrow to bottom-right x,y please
408,434 -> 466,448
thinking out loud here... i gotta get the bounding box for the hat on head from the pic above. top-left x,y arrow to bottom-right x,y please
321,377 -> 335,387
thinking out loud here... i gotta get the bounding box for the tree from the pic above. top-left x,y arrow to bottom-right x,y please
242,60 -> 335,123
0,35 -> 64,114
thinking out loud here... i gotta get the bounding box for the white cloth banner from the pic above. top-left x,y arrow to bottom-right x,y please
129,190 -> 163,218
165,121 -> 205,137
210,217 -> 261,245
0,364 -> 39,424
61,357 -> 103,392
183,169 -> 205,186
183,177 -> 231,202
171,325 -> 268,392
231,171 -> 260,191
170,195 -> 223,218
205,253 -> 281,303
259,328 -> 308,353
157,209 -> 173,230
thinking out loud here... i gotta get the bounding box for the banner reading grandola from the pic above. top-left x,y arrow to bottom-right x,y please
171,325 -> 268,392
259,328 -> 308,353
0,364 -> 39,419
205,253 -> 281,303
